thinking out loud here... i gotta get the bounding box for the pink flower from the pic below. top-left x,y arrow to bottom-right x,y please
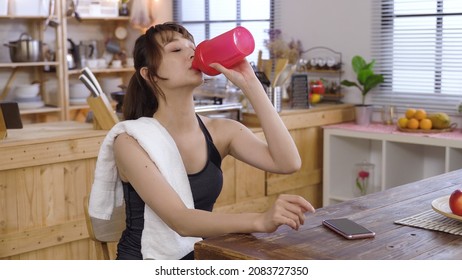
356,170 -> 370,195
358,171 -> 369,179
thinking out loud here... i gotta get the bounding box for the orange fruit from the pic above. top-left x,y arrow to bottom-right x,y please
397,117 -> 409,129
407,118 -> 419,129
420,118 -> 432,130
405,108 -> 416,119
414,109 -> 427,120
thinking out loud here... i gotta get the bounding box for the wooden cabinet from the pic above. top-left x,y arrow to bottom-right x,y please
0,122 -> 107,259
323,123 -> 462,206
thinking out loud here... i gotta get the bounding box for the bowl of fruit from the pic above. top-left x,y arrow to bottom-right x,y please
397,108 -> 456,133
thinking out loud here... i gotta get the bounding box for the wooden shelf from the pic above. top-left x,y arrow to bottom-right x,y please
67,67 -> 135,75
0,62 -> 59,68
305,69 -> 343,74
67,16 -> 130,22
19,106 -> 61,115
0,15 -> 48,20
69,104 -> 90,110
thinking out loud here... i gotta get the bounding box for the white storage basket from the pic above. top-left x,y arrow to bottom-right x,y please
76,0 -> 119,18
0,0 -> 8,16
9,0 -> 50,16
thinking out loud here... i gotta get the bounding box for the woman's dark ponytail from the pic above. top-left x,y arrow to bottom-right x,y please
122,70 -> 158,120
122,34 -> 159,120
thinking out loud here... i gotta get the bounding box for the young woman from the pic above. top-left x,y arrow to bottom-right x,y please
90,22 -> 315,260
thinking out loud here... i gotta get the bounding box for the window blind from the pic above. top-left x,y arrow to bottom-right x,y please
371,0 -> 462,113
173,0 -> 278,65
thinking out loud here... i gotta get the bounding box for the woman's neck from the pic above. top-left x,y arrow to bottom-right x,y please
153,93 -> 198,134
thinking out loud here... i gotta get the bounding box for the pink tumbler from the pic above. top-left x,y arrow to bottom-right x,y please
192,26 -> 255,76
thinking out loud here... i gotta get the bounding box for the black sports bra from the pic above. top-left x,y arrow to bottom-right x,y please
116,115 -> 223,260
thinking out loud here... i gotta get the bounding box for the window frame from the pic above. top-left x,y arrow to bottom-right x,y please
173,0 -> 275,64
371,0 -> 462,114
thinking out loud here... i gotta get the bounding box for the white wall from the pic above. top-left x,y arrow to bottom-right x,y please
125,0 -> 173,55
278,0 -> 372,105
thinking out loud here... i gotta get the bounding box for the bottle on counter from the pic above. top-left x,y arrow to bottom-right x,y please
192,26 -> 255,76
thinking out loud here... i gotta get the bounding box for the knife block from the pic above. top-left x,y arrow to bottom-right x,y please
0,107 -> 6,140
86,94 -> 119,130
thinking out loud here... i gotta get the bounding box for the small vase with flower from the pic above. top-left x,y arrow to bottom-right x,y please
354,161 -> 375,197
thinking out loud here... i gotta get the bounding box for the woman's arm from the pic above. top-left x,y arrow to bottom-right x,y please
210,60 -> 301,174
114,133 -> 314,238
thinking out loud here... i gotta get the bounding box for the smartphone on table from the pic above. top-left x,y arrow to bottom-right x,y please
322,218 -> 375,240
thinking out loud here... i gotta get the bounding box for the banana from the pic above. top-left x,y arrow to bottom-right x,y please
428,112 -> 451,129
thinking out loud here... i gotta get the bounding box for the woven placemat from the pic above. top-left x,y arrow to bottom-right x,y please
394,210 -> 462,236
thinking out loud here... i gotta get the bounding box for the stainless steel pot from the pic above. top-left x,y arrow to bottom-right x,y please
3,33 -> 43,62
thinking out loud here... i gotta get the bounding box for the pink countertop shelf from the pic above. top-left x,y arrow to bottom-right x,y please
324,122 -> 462,140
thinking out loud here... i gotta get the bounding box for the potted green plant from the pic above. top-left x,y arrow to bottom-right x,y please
341,55 -> 384,125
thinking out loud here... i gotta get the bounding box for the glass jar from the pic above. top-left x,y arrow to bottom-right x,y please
354,161 -> 375,197
119,2 -> 129,16
381,104 -> 395,125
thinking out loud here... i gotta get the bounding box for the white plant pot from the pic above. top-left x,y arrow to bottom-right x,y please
355,105 -> 373,125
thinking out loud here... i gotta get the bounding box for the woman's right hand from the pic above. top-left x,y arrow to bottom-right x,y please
256,194 -> 316,233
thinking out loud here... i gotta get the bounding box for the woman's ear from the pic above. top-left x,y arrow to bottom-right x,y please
140,67 -> 158,82
140,67 -> 149,81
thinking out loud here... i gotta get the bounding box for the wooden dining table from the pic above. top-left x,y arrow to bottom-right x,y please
194,169 -> 462,259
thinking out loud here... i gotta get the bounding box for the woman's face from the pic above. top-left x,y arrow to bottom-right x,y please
155,32 -> 203,90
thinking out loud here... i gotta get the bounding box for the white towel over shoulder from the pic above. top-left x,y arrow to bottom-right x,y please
88,117 -> 201,260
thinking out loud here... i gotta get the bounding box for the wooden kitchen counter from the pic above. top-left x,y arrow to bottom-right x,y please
195,169 -> 462,260
0,122 -> 107,260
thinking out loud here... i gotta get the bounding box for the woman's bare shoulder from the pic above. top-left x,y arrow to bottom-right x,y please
199,115 -> 246,133
114,132 -> 138,148
113,132 -> 148,158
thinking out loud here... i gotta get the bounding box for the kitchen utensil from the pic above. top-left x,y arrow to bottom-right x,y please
101,76 -> 123,96
272,58 -> 288,87
106,38 -> 121,54
4,33 -> 43,62
262,60 -> 273,82
111,60 -> 122,68
69,82 -> 90,99
66,0 -> 81,21
432,195 -> 462,222
77,40 -> 97,68
111,91 -> 125,115
1,68 -> 19,100
85,59 -> 97,69
79,74 -> 99,97
276,64 -> 297,87
67,38 -> 79,69
114,26 -> 128,40
81,67 -> 104,96
257,50 -> 263,71
268,86 -> 282,112
44,0 -> 58,31
80,40 -> 97,59
12,84 -> 40,99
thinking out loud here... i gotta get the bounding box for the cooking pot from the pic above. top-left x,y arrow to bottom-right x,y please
4,33 -> 43,62
67,38 -> 80,69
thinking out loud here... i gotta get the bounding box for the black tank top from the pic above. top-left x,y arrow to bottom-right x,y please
116,115 -> 223,260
